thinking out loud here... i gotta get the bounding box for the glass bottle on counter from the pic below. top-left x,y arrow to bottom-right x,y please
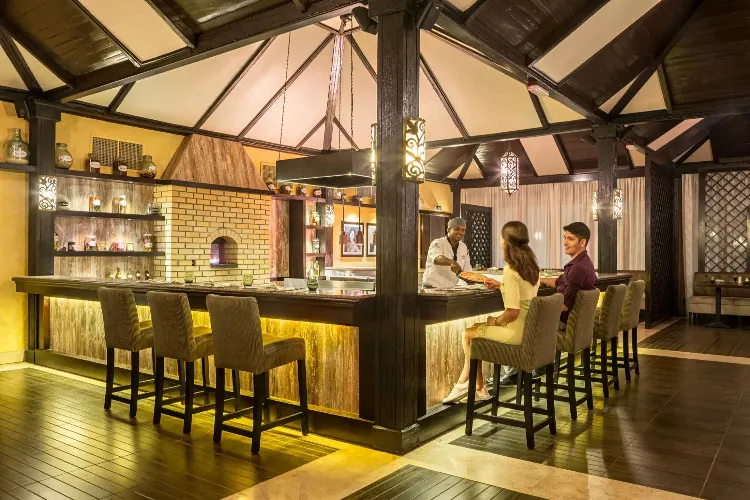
89,193 -> 101,212
4,128 -> 29,164
115,267 -> 124,279
138,155 -> 157,179
113,156 -> 129,176
135,270 -> 141,280
144,270 -> 150,280
55,143 -> 73,169
85,153 -> 101,174
84,234 -> 97,252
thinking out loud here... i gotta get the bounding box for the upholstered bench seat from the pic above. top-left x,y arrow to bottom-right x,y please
689,272 -> 750,319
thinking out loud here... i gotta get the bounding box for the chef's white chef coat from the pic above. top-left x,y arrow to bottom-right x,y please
423,237 -> 472,288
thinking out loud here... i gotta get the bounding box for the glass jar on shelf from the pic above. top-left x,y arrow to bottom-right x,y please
89,193 -> 101,212
53,232 -> 60,251
126,242 -> 135,252
85,153 -> 101,174
309,211 -> 320,226
67,241 -> 76,251
55,143 -> 73,169
5,128 -> 29,164
84,234 -> 97,252
311,237 -> 320,253
143,233 -> 154,251
138,155 -> 157,178
113,195 -> 127,214
113,156 -> 129,176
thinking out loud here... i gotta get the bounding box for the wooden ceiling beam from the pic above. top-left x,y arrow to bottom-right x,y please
0,16 -> 75,87
293,0 -> 309,12
456,145 -> 479,182
107,82 -> 134,113
239,34 -> 334,139
657,116 -> 724,161
296,116 -> 326,148
456,169 -> 644,189
607,0 -> 705,118
0,27 -> 41,95
528,92 -> 549,128
553,134 -> 573,174
514,139 -> 535,177
347,34 -> 376,81
675,134 -> 709,165
420,54 -> 468,138
473,155 -> 489,179
656,64 -> 673,113
70,0 -> 142,67
427,119 -> 592,149
334,117 -> 359,150
46,0 -> 363,102
143,0 -> 196,48
194,37 -> 274,129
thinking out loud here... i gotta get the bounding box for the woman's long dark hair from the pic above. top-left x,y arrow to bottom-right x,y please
502,221 -> 540,285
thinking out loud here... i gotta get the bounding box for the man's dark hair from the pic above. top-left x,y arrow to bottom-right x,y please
563,222 -> 591,246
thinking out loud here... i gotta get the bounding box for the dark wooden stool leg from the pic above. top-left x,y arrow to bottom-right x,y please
523,371 -> 534,449
611,337 -> 620,391
545,363 -> 556,435
251,372 -> 266,454
262,372 -> 271,422
232,370 -> 242,411
201,357 -> 210,405
600,339 -> 609,399
183,362 -> 195,434
298,360 -> 309,436
153,357 -> 164,424
583,348 -> 593,409
177,360 -> 185,400
554,351 -> 562,383
214,367 -> 225,443
491,363 -> 501,416
515,371 -> 523,404
632,327 -> 640,375
130,351 -> 140,418
465,359 -> 478,436
104,347 -> 115,410
622,330 -> 631,382
566,353 -> 577,420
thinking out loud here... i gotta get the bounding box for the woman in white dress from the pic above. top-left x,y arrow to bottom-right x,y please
443,221 -> 541,403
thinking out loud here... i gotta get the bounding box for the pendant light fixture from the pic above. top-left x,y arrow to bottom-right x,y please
499,144 -> 519,195
355,196 -> 364,245
339,193 -> 347,245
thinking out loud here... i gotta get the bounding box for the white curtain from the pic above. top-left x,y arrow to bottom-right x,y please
682,174 -> 699,308
462,177 -> 645,271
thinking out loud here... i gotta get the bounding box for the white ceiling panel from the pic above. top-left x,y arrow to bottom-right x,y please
538,95 -> 585,123
520,135 -> 569,176
445,0 -> 480,11
682,139 -> 713,163
425,148 -> 440,164
0,48 -> 25,89
419,70 -> 462,142
421,32 -> 542,136
76,86 -> 121,107
79,0 -> 186,61
463,160 -> 483,179
338,41 -> 378,149
201,26 -> 330,135
245,45 -> 332,147
648,119 -> 702,150
599,78 -> 635,114
352,32 -> 377,71
118,44 -> 258,127
532,0 -> 661,82
320,18 -> 343,32
301,123 -> 327,150
622,72 -> 666,114
447,165 -> 463,179
629,149 -> 646,167
16,41 -> 64,90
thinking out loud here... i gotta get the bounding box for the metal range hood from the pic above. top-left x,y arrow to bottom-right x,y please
275,150 -> 372,188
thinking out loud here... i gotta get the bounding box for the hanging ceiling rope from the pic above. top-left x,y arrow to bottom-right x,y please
278,32 -> 292,159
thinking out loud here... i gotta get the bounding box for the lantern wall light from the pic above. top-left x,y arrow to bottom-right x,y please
591,189 -> 624,221
39,176 -> 57,211
324,203 -> 335,227
591,191 -> 598,221
499,146 -> 519,195
403,117 -> 425,183
370,123 -> 377,185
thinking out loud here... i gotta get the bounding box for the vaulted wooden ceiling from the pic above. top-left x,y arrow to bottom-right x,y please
0,0 -> 749,186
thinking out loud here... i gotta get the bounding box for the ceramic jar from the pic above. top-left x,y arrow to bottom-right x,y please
5,128 -> 30,164
55,143 -> 73,169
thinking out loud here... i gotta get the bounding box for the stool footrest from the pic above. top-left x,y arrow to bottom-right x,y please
221,411 -> 305,438
532,391 -> 588,406
494,400 -> 549,417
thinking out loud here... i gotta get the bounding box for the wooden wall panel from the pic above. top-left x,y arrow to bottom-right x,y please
270,198 -> 290,278
57,177 -> 156,213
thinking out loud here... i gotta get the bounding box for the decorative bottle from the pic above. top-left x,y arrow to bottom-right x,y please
55,143 -> 73,169
5,128 -> 29,164
138,155 -> 157,178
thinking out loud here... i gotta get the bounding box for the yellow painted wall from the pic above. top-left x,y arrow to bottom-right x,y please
334,205 -> 377,268
0,102 -> 29,355
243,146 -> 303,175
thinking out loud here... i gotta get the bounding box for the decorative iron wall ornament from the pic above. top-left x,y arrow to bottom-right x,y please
370,123 -> 377,185
324,203 -> 335,227
39,176 -> 57,211
499,147 -> 519,195
613,188 -> 624,220
703,171 -> 750,273
592,191 -> 598,221
403,117 -> 425,183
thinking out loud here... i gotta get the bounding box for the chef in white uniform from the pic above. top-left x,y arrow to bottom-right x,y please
423,217 -> 472,288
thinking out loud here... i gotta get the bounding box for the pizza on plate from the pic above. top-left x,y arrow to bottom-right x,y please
459,271 -> 490,284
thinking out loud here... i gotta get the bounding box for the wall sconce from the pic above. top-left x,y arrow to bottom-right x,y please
592,189 -> 624,221
370,123 -> 377,185
499,146 -> 519,195
324,203 -> 335,227
404,117 -> 425,183
592,191 -> 598,221
39,176 -> 57,211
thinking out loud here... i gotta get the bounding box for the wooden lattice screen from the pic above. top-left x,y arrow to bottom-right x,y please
701,171 -> 750,273
462,204 -> 492,269
645,160 -> 677,327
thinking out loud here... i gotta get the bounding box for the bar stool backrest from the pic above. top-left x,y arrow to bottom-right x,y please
521,293 -> 565,371
594,284 -> 627,340
146,291 -> 198,360
206,295 -> 264,373
564,289 -> 600,353
98,287 -> 141,351
619,280 -> 646,331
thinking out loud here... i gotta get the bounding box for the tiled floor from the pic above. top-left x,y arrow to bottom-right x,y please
0,367 -> 336,500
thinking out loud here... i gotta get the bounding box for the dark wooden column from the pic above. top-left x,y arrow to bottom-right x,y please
16,98 -> 60,357
451,186 -> 461,218
593,125 -> 620,273
371,0 -> 420,453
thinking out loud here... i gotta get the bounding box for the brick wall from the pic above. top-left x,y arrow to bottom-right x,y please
152,185 -> 271,284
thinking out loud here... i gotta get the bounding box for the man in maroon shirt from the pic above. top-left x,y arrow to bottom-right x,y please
541,222 -> 597,326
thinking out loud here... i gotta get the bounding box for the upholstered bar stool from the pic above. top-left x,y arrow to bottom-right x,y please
618,280 -> 646,381
465,294 -> 564,449
99,287 -> 156,418
549,289 -> 600,420
206,294 -> 308,454
147,291 -> 215,433
589,284 -> 627,399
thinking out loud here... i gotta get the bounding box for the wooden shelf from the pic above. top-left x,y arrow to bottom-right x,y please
55,168 -> 160,185
273,194 -> 326,203
54,251 -> 165,257
54,210 -> 165,221
305,253 -> 326,258
305,225 -> 327,230
0,162 -> 36,174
